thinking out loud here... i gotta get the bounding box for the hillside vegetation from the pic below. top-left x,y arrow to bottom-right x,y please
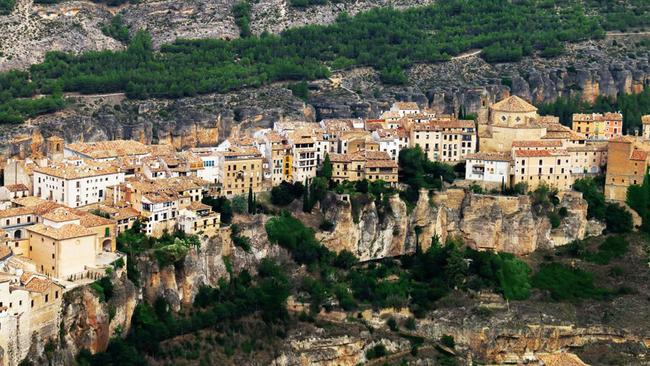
0,0 -> 614,124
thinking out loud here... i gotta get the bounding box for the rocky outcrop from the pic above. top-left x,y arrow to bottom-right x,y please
320,188 -> 590,258
135,215 -> 285,311
53,270 -> 137,364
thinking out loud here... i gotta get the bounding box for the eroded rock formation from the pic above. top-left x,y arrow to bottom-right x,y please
320,188 -> 592,258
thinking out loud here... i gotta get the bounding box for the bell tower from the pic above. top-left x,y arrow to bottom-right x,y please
46,135 -> 65,161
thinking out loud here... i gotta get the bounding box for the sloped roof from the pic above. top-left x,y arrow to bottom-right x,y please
490,95 -> 537,113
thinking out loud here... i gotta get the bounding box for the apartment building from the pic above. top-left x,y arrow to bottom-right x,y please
33,161 -> 125,208
512,149 -> 573,191
263,132 -> 293,185
372,128 -> 409,162
288,132 -> 317,184
572,113 -> 623,140
330,151 -> 398,185
176,201 -> 221,236
217,146 -> 263,196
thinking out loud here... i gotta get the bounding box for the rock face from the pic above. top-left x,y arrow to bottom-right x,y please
135,215 -> 285,311
321,189 -> 590,258
1,0 -> 649,156
52,270 -> 137,365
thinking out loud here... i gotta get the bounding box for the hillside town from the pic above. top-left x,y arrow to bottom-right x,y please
0,94 -> 648,366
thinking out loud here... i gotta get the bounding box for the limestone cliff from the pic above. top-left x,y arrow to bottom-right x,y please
320,189 -> 593,258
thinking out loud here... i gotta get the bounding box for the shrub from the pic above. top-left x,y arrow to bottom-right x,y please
585,236 -> 628,264
231,195 -> 248,214
386,317 -> 398,331
102,14 -> 130,43
532,263 -> 611,301
365,344 -> 387,360
604,203 -> 632,233
440,334 -> 455,349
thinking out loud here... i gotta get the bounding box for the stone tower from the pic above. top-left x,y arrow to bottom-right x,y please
46,136 -> 64,161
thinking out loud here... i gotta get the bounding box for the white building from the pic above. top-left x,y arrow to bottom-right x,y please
389,102 -> 420,117
372,129 -> 410,162
465,152 -> 512,187
33,161 -> 125,208
191,147 -> 221,184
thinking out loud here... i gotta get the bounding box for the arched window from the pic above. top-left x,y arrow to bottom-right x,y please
14,230 -> 21,240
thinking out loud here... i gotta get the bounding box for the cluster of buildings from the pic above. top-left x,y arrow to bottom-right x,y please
464,96 -> 650,201
0,95 -> 647,366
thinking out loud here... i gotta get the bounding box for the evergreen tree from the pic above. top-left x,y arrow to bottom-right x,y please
302,179 -> 310,213
320,154 -> 333,181
247,187 -> 254,214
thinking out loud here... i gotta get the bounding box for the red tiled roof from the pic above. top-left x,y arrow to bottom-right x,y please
630,150 -> 648,161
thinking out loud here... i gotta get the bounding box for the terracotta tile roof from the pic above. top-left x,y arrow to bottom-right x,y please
143,191 -> 178,204
537,353 -> 589,366
329,153 -> 351,163
114,207 -> 140,221
28,223 -> 95,240
187,201 -> 211,211
466,152 -> 512,162
490,95 -> 537,113
392,102 -> 419,110
379,111 -> 401,119
434,119 -> 475,129
365,159 -> 398,168
630,150 -> 648,161
512,140 -> 562,148
0,206 -> 34,219
514,149 -> 568,158
66,139 -> 152,159
572,112 -> 622,122
42,207 -> 80,222
77,211 -> 115,227
33,160 -> 120,179
4,184 -> 29,192
221,146 -> 262,158
13,196 -> 49,207
24,276 -> 57,293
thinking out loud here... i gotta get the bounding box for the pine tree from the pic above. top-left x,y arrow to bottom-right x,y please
302,179 -> 310,213
320,154 -> 333,181
247,187 -> 254,214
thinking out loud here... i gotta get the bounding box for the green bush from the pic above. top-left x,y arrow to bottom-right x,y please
365,344 -> 387,360
585,236 -> 628,265
102,14 -> 130,43
233,1 -> 252,37
604,203 -> 632,233
0,0 -> 15,15
532,263 -> 611,302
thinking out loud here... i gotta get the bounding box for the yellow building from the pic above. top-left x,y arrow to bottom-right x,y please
217,146 -> 263,197
604,136 -> 650,201
330,151 -> 398,185
572,113 -> 623,140
264,132 -> 293,185
27,218 -> 97,279
512,149 -> 573,191
176,201 -> 221,237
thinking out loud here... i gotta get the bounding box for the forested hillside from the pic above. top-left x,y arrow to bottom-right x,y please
0,0 -> 619,124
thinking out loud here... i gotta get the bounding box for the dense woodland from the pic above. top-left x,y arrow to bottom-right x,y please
0,0 -> 618,123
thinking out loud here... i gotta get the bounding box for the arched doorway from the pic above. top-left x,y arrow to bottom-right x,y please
102,239 -> 112,252
14,230 -> 21,240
